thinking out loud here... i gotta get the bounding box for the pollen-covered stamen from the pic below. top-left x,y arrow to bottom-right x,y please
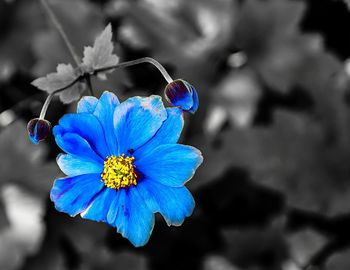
101,154 -> 137,189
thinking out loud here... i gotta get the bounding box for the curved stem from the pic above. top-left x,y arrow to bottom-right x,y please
94,57 -> 174,84
37,57 -> 173,119
39,0 -> 80,66
85,74 -> 94,96
39,93 -> 54,119
39,77 -> 80,119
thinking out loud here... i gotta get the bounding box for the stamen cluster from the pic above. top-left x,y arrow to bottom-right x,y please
101,154 -> 137,189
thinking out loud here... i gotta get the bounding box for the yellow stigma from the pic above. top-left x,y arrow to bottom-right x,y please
101,154 -> 137,190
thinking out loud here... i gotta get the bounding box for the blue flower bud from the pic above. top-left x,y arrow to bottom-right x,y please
27,118 -> 51,144
164,79 -> 199,114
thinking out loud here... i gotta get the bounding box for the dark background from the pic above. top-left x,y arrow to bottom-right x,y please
1,0 -> 350,269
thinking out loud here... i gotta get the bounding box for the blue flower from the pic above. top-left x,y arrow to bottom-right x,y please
164,79 -> 199,114
51,91 -> 203,247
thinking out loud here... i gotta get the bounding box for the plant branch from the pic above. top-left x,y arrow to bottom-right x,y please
39,0 -> 81,66
93,57 -> 174,83
39,77 -> 81,119
85,74 -> 94,96
37,57 -> 173,119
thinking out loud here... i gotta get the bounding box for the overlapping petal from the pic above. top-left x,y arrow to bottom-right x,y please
106,188 -> 123,225
57,113 -> 109,158
134,107 -> 183,159
50,174 -> 104,217
81,187 -> 116,222
188,85 -> 199,113
56,154 -> 103,176
54,130 -> 103,164
77,96 -> 99,113
81,186 -> 155,247
137,180 -> 195,226
135,144 -> 203,187
108,188 -> 126,226
93,91 -> 120,155
113,187 -> 154,247
113,95 -> 167,155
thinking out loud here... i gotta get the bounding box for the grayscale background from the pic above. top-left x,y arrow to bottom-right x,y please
1,0 -> 350,269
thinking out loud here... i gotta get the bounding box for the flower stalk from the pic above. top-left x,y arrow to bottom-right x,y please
94,57 -> 174,84
38,77 -> 81,120
84,74 -> 95,96
31,2 -> 178,145
37,57 -> 173,120
39,0 -> 81,66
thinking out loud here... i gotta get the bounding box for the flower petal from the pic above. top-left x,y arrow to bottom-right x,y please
54,129 -> 103,164
106,189 -> 122,224
135,144 -> 203,187
93,91 -> 120,155
57,154 -> 103,177
113,187 -> 154,247
188,85 -> 199,114
137,180 -> 195,226
111,188 -> 126,227
50,174 -> 104,216
77,96 -> 99,113
81,187 -> 117,222
58,113 -> 109,158
134,107 -> 183,159
113,95 -> 167,155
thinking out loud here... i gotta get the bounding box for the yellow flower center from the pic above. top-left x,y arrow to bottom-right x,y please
101,154 -> 137,189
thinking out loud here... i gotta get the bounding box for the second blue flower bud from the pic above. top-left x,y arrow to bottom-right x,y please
164,79 -> 199,114
27,118 -> 51,144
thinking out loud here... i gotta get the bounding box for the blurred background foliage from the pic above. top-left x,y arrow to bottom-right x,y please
1,0 -> 350,269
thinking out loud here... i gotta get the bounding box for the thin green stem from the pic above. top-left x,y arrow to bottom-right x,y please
39,0 -> 80,66
94,57 -> 174,83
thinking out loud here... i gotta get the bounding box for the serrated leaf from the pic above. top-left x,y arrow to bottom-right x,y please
31,63 -> 84,104
32,63 -> 76,91
82,23 -> 119,80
